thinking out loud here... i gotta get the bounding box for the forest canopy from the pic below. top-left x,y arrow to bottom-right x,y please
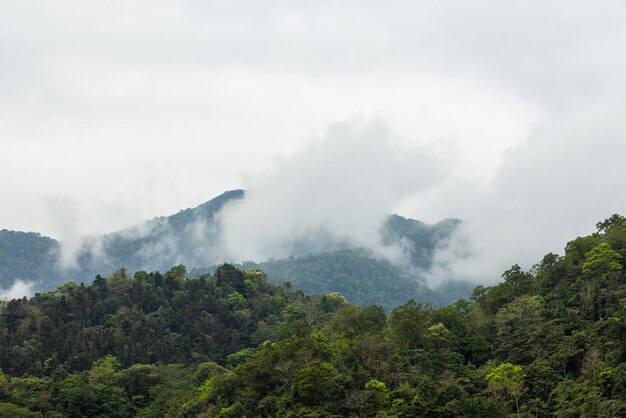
0,215 -> 625,417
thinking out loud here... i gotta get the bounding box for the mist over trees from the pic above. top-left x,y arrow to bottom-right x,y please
0,190 -> 467,310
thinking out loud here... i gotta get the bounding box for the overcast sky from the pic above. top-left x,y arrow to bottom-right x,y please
2,1 -> 626,283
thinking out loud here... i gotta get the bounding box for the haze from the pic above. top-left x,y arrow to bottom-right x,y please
2,1 -> 626,288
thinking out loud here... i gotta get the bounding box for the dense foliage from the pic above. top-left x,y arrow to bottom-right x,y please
0,264 -> 305,376
1,214 -> 625,416
212,249 -> 473,310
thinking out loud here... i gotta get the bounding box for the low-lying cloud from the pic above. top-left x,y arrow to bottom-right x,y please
217,120 -> 449,264
218,98 -> 626,287
0,279 -> 34,300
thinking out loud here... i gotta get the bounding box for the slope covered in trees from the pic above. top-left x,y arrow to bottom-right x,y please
0,214 -> 625,416
209,249 -> 472,310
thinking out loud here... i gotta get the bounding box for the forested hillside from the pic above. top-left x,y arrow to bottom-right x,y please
227,216 -> 469,309
204,249 -> 472,310
0,214 -> 625,416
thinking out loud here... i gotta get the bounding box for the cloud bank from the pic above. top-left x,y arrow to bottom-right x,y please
52,101 -> 626,289
3,1 -> 626,290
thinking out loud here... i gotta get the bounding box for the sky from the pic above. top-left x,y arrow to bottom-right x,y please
2,1 -> 626,287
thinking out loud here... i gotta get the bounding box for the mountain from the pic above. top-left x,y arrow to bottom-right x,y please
0,190 -> 244,291
194,248 -> 471,310
0,190 -> 467,308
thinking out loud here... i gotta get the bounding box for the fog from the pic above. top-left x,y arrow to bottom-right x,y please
2,1 -> 626,295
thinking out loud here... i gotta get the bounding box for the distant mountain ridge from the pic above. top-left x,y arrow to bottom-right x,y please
0,190 -> 470,307
74,189 -> 245,276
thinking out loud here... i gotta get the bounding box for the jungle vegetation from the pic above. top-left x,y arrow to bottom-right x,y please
0,214 -> 625,417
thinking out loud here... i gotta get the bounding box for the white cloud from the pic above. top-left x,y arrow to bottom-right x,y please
0,279 -> 35,300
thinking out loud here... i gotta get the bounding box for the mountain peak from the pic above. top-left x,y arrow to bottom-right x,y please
165,189 -> 245,228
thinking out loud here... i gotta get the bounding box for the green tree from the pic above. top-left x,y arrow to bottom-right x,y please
215,264 -> 245,293
494,295 -> 551,364
0,403 -> 31,418
364,378 -> 389,410
120,364 -> 160,407
596,214 -> 626,235
0,368 -> 8,398
327,304 -> 386,340
486,363 -> 526,414
389,300 -> 432,350
292,361 -> 340,406
226,291 -> 247,310
582,243 -> 622,280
